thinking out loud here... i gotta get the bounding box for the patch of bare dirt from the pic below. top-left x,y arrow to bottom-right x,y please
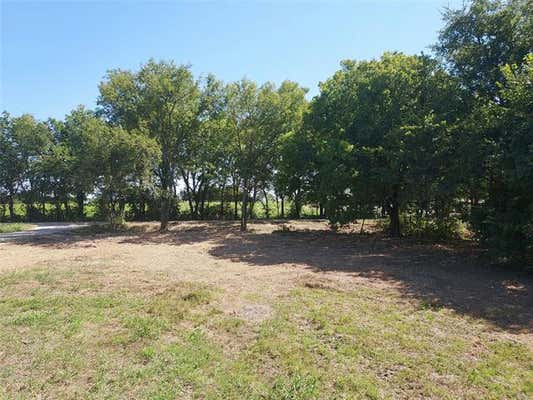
235,303 -> 273,323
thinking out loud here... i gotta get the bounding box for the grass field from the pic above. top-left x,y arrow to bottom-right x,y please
1,200 -> 319,221
0,223 -> 34,234
0,220 -> 531,399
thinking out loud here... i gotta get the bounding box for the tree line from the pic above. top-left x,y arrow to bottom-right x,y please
1,0 -> 531,261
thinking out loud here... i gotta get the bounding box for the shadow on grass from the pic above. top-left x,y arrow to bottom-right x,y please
7,220 -> 533,333
211,229 -> 533,333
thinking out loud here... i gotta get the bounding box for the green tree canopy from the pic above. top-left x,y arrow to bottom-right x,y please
310,52 -> 465,236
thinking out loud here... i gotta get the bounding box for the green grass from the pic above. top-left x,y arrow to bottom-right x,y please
0,267 -> 531,399
176,200 -> 320,219
3,199 -> 320,221
0,222 -> 33,233
2,202 -> 98,220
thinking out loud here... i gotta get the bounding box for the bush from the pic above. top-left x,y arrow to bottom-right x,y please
399,214 -> 470,241
471,202 -> 533,265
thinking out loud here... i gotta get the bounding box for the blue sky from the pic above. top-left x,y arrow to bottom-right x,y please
2,0 -> 463,120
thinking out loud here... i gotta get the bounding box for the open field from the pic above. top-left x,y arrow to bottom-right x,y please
0,223 -> 34,234
0,200 -> 319,222
0,220 -> 531,399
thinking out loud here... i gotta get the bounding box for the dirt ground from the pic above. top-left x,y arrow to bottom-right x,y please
1,219 -> 531,348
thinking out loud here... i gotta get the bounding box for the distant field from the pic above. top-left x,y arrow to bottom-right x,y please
0,220 -> 531,399
1,200 -> 320,221
0,223 -> 34,234
0,202 -> 98,220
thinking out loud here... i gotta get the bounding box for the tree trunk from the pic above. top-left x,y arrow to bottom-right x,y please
0,203 -> 6,221
160,184 -> 170,231
280,195 -> 285,218
181,171 -> 195,220
220,183 -> 226,219
233,183 -> 238,220
139,191 -> 146,220
76,192 -> 85,220
55,198 -> 62,221
199,183 -> 208,220
25,201 -> 33,222
139,199 -> 146,220
389,206 -> 400,237
294,192 -> 301,219
240,182 -> 248,231
136,179 -> 144,221
263,189 -> 270,219
63,199 -> 71,220
119,198 -> 126,219
8,194 -> 15,222
249,186 -> 257,220
389,189 -> 401,237
160,195 -> 169,231
160,159 -> 172,231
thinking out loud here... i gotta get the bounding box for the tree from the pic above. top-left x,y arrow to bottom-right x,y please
60,106 -> 101,219
310,53 -> 464,236
273,82 -> 309,218
0,113 -> 52,221
225,79 -> 307,230
472,55 -> 533,260
436,0 -> 532,98
0,112 -> 18,220
225,79 -> 259,230
92,124 -> 160,228
35,140 -> 73,220
437,0 -> 533,259
179,75 -> 230,220
99,59 -> 199,231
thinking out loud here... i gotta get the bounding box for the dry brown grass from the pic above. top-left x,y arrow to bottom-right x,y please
0,220 -> 531,399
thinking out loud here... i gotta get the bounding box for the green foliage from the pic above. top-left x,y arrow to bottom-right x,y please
0,112 -> 53,221
436,0 -> 532,97
93,125 -> 160,228
470,55 -> 533,261
399,214 -> 469,241
99,59 -> 198,230
225,79 -> 308,229
435,0 -> 532,261
309,52 -> 465,236
273,83 -> 311,219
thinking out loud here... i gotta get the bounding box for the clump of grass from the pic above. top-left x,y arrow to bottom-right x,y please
123,315 -> 168,341
270,373 -> 318,400
213,316 -> 244,334
180,288 -> 212,304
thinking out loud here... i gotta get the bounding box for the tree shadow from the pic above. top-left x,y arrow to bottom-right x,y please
4,220 -> 247,248
117,221 -> 245,246
209,230 -> 533,333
